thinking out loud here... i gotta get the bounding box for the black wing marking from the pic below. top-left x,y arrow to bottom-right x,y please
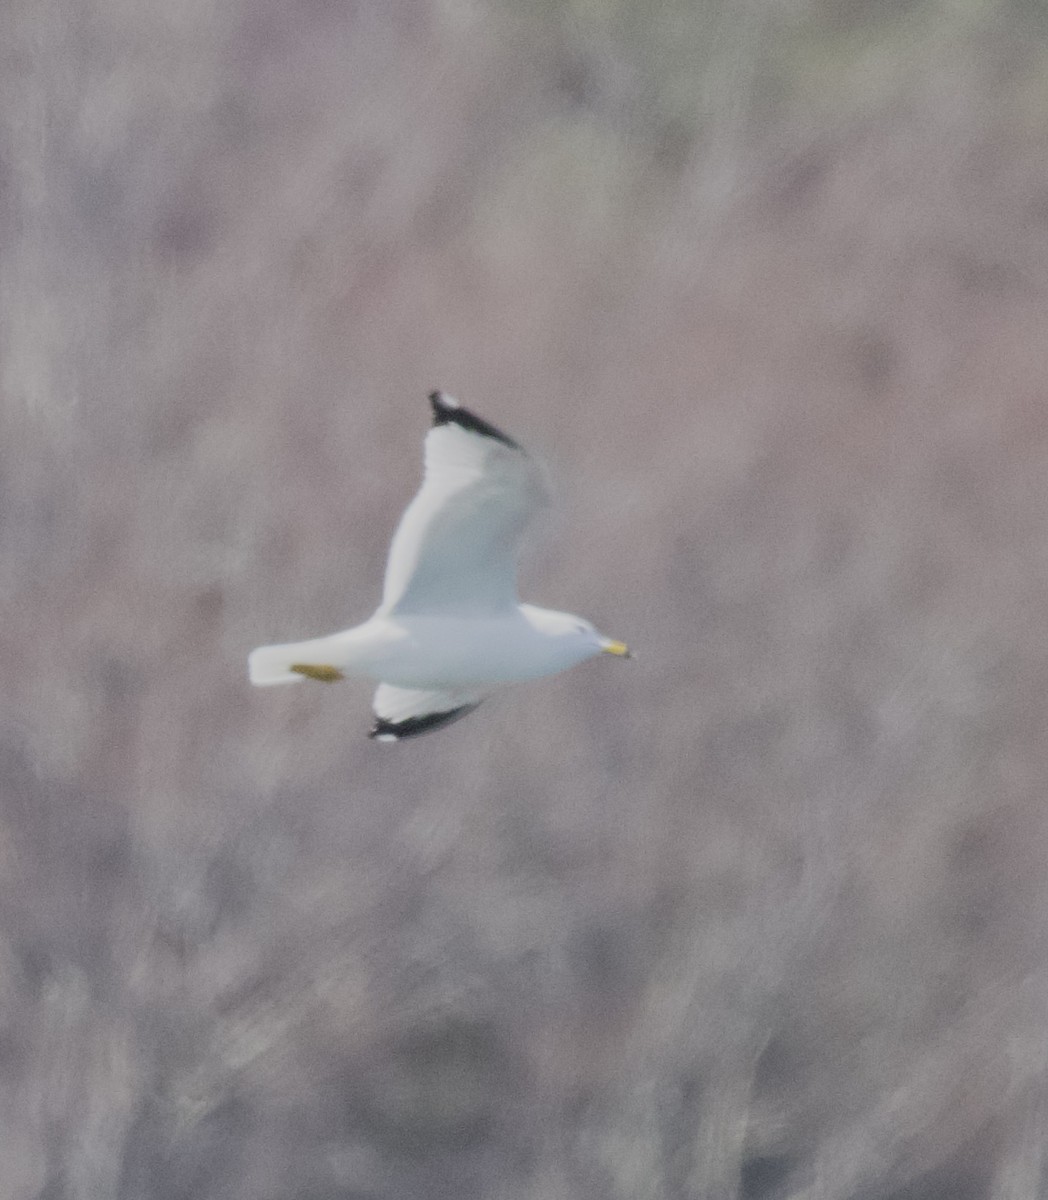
428,390 -> 520,450
369,703 -> 482,742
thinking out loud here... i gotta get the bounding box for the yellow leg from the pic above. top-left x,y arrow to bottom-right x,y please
289,663 -> 345,683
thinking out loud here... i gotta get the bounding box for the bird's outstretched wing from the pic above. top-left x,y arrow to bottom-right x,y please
369,682 -> 484,741
379,392 -> 550,617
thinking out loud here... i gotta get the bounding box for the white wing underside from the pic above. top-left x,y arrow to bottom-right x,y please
379,421 -> 550,617
372,682 -> 484,722
370,682 -> 485,740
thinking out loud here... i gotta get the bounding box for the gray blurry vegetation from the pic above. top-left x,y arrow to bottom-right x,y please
4,0 -> 1048,1196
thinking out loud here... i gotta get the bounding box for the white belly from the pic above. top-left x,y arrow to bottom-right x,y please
339,611 -> 568,689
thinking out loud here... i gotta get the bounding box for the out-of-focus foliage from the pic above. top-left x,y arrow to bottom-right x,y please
4,0 -> 1048,1197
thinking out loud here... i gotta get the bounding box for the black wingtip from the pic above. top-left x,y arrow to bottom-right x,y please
428,390 -> 520,450
369,702 -> 481,742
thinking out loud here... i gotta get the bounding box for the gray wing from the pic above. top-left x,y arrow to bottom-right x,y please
378,392 -> 550,618
369,682 -> 485,741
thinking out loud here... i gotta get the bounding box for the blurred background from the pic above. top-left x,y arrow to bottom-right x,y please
5,0 -> 1048,1196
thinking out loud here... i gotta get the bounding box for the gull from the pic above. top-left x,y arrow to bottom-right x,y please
248,391 -> 631,741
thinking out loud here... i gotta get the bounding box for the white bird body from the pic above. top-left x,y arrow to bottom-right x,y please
248,392 -> 630,740
249,606 -> 605,691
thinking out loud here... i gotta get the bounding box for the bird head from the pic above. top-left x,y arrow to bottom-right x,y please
524,606 -> 631,663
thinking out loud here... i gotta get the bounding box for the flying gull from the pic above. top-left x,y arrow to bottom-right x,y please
248,391 -> 631,741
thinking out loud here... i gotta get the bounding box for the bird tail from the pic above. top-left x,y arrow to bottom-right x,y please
248,638 -> 346,686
